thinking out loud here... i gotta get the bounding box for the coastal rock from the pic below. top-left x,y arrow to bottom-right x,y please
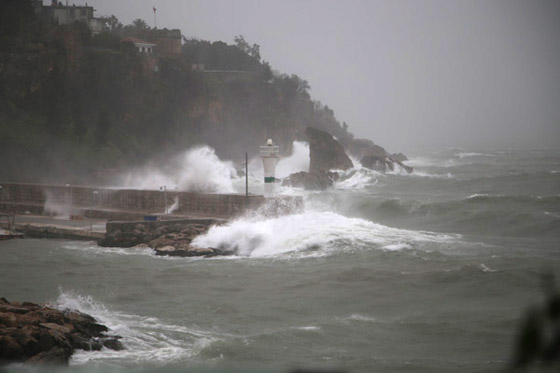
0,298 -> 123,366
100,223 -> 210,248
342,137 -> 387,160
360,155 -> 413,174
283,127 -> 351,190
305,127 -> 353,173
154,245 -> 227,257
391,152 -> 408,162
98,229 -> 142,248
282,171 -> 338,190
100,220 -> 225,257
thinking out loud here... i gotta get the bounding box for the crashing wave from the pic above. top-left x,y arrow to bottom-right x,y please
191,211 -> 460,258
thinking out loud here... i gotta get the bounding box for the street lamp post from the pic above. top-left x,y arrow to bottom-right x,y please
160,186 -> 167,214
90,190 -> 98,231
245,152 -> 249,208
65,184 -> 71,217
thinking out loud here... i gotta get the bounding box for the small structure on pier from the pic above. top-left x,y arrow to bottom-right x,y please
260,139 -> 279,197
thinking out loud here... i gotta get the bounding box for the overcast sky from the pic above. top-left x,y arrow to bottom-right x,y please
60,0 -> 559,152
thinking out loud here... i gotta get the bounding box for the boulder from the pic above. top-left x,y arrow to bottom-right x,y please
360,155 -> 413,174
154,245 -> 225,257
305,127 -> 353,173
0,298 -> 122,366
282,171 -> 338,190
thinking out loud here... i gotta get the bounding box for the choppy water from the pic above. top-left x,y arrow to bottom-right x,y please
1,147 -> 559,372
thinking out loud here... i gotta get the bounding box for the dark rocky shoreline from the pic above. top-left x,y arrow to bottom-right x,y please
99,220 -> 230,257
0,298 -> 123,365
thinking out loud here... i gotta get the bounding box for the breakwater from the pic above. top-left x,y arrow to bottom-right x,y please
0,182 -> 302,219
0,182 -> 303,240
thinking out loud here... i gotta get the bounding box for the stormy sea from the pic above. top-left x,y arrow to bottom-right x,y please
1,145 -> 559,372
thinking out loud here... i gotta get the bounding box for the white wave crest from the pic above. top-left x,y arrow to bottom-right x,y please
51,291 -> 220,366
456,152 -> 496,159
383,243 -> 412,251
120,145 -> 238,193
347,314 -> 377,322
405,157 -> 457,168
410,171 -> 454,179
60,241 -> 155,257
467,193 -> 489,199
334,168 -> 381,190
480,263 -> 497,273
191,211 -> 460,258
387,162 -> 412,176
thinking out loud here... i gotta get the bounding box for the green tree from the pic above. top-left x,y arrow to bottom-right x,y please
101,15 -> 122,32
234,35 -> 260,61
131,18 -> 149,30
234,35 -> 250,53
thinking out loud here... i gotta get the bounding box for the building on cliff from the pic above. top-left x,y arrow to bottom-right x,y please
121,37 -> 156,55
153,29 -> 182,58
35,0 -> 107,34
121,37 -> 158,74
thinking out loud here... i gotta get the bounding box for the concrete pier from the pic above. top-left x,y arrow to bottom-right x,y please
0,182 -> 304,241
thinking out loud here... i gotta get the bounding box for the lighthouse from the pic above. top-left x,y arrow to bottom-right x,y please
260,139 -> 279,197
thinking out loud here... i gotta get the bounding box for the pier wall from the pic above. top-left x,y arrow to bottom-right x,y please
0,183 -> 301,218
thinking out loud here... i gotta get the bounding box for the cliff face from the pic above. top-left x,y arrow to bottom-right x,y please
0,3 -> 406,184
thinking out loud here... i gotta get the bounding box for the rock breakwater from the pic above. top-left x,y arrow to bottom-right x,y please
99,220 -> 229,257
0,298 -> 123,365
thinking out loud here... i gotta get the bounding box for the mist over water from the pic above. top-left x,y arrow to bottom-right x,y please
1,146 -> 559,372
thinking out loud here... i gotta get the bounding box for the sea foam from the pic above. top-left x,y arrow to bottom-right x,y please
52,291 -> 220,366
191,211 -> 460,258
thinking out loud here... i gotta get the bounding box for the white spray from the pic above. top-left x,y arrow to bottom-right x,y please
120,146 -> 238,193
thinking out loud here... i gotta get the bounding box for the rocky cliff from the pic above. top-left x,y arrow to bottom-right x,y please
0,2 -> 410,185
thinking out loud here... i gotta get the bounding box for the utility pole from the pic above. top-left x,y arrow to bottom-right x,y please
245,152 -> 249,208
90,190 -> 98,232
153,6 -> 157,29
160,186 -> 167,214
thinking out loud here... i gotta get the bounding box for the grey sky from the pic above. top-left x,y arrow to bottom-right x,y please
64,0 -> 559,152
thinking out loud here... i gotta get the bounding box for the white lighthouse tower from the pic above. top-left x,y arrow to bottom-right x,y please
260,139 -> 279,197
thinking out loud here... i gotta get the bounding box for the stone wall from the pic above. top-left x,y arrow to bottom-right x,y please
0,183 -> 300,218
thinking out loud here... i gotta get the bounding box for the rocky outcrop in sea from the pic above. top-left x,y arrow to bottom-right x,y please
282,171 -> 339,190
306,127 -> 353,173
283,127 -> 413,190
360,154 -> 413,174
342,137 -> 413,174
283,127 -> 351,190
0,298 -> 123,365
